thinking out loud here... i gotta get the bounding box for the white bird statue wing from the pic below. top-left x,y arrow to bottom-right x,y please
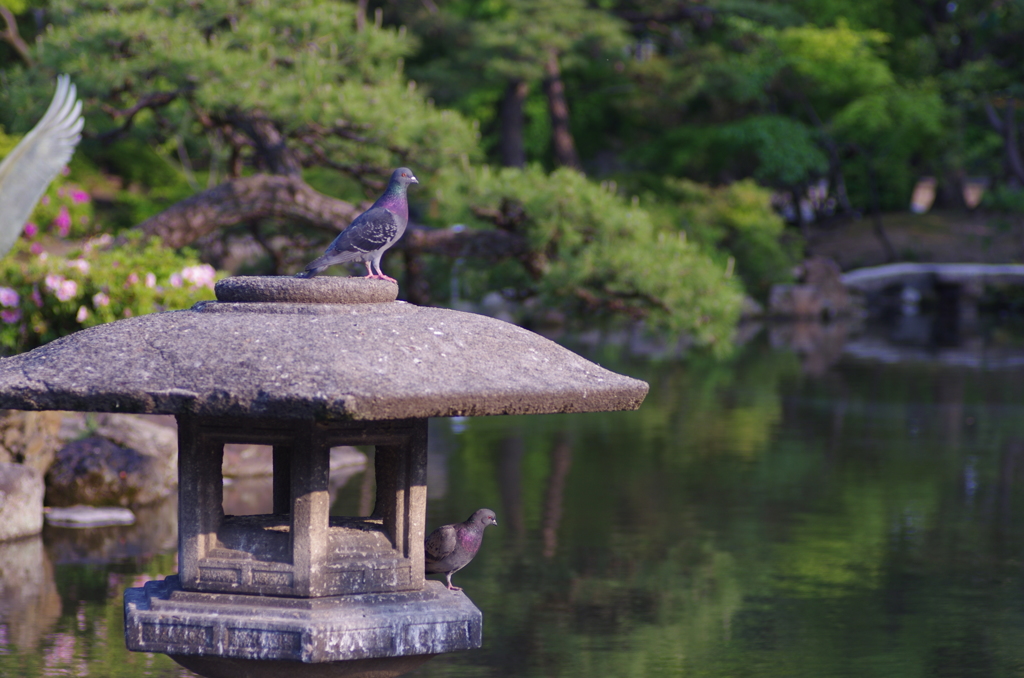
0,74 -> 84,257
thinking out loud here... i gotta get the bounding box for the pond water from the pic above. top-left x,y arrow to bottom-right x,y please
2,322 -> 1024,678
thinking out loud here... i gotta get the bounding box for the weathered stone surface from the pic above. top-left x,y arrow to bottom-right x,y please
178,417 -> 426,599
125,576 -> 482,663
0,410 -> 64,474
0,535 -> 61,649
46,435 -> 171,507
215,276 -> 398,305
0,298 -> 648,421
0,462 -> 44,540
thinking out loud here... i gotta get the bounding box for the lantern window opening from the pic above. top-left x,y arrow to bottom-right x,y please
177,414 -> 428,598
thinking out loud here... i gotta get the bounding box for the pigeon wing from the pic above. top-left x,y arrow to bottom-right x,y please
0,75 -> 83,258
425,524 -> 458,565
332,206 -> 401,255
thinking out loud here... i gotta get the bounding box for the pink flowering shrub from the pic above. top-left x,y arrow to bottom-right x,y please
22,173 -> 95,241
0,233 -> 223,354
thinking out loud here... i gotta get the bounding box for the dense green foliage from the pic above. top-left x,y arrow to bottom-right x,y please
3,0 -> 1021,351
0,0 -> 481,177
434,165 -> 746,345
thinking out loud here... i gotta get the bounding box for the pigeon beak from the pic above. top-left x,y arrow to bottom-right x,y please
410,175 -> 419,184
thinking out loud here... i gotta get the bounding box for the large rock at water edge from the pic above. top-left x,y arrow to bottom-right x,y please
0,462 -> 44,540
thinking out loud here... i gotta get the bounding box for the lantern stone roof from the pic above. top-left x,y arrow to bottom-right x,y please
0,277 -> 648,421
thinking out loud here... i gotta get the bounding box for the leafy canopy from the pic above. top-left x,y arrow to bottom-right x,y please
1,0 -> 481,187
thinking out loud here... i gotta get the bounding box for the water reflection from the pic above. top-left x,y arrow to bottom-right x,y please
2,321 -> 1024,678
0,536 -> 60,651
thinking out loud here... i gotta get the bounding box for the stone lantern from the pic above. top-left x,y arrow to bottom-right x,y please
0,277 -> 648,678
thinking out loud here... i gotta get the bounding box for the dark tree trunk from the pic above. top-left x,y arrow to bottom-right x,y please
355,0 -> 367,31
792,187 -> 811,241
863,153 -> 897,262
542,50 -> 581,170
820,140 -> 854,216
984,98 -> 1024,185
234,114 -> 303,176
402,248 -> 431,306
499,79 -> 529,168
798,93 -> 853,215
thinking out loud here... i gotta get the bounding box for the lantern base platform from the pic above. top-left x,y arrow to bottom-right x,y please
124,575 -> 482,664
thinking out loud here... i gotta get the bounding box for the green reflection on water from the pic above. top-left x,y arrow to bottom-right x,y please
3,342 -> 1024,678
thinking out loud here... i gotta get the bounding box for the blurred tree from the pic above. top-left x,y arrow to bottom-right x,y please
0,0 -> 752,348
426,164 -> 746,348
0,0 -> 33,67
0,0 -> 481,251
401,0 -> 628,169
769,21 -> 945,257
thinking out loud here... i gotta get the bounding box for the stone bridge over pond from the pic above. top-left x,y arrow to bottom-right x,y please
841,263 -> 1024,294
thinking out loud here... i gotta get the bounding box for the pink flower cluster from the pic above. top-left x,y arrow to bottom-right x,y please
0,287 -> 20,324
44,274 -> 78,302
54,206 -> 72,237
179,264 -> 217,289
56,185 -> 90,204
66,258 -> 90,274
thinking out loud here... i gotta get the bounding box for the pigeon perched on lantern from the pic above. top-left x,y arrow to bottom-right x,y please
425,509 -> 498,591
296,167 -> 418,282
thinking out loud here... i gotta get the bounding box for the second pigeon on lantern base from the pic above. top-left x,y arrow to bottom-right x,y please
425,508 -> 497,591
296,167 -> 418,282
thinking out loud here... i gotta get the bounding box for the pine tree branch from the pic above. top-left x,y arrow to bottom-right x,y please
297,121 -> 412,162
132,174 -> 362,248
98,90 -> 184,142
0,6 -> 33,67
128,176 -> 545,283
399,224 -> 530,260
228,112 -> 303,176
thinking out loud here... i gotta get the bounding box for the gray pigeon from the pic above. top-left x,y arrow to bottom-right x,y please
296,167 -> 418,282
425,508 -> 497,591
